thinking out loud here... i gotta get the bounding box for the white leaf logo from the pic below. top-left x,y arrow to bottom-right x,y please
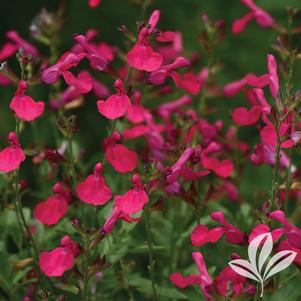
229,232 -> 297,297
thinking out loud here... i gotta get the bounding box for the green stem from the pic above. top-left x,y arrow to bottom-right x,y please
270,123 -> 281,211
144,204 -> 159,301
82,239 -> 90,301
284,148 -> 293,212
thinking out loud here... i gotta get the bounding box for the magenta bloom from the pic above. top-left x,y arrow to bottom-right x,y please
88,0 -> 101,8
148,56 -> 190,85
62,70 -> 93,94
101,206 -> 141,235
115,174 -> 149,215
73,34 -> 108,71
0,42 -> 17,61
104,131 -> 138,173
126,91 -> 149,124
267,53 -> 279,99
41,52 -> 81,84
191,211 -> 245,246
34,183 -> 70,225
6,30 -> 38,56
0,132 -> 25,173
39,236 -> 79,277
232,0 -> 274,34
97,79 -> 131,120
232,106 -> 261,126
76,162 -> 112,206
10,80 -> 44,121
269,210 -> 301,249
126,11 -> 163,71
170,252 -> 214,300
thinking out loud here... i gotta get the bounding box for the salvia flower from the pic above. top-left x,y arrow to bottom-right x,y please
115,173 -> 148,215
41,52 -> 81,84
73,34 -> 108,71
88,0 -> 101,8
39,235 -> 79,277
103,131 -> 138,173
269,210 -> 301,249
126,10 -> 163,72
10,80 -> 44,121
0,132 -> 25,173
170,252 -> 214,300
6,30 -> 38,57
232,0 -> 274,34
34,183 -> 71,225
76,162 -> 112,206
191,211 -> 245,246
97,79 -> 131,119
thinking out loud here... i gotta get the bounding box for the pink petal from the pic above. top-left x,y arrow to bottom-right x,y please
115,189 -> 149,215
76,175 -> 112,206
126,44 -> 163,72
34,195 -> 68,225
232,12 -> 255,34
39,247 -> 74,277
170,272 -> 200,288
232,106 -> 261,126
105,144 -> 138,173
97,94 -> 131,120
10,95 -> 44,121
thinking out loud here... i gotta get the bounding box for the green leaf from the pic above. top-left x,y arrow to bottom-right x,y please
268,278 -> 301,301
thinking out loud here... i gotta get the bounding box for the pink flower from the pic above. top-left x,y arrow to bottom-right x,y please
232,106 -> 261,126
232,0 -> 273,34
169,71 -> 201,95
232,12 -> 255,34
269,210 -> 301,249
170,252 -> 214,300
277,239 -> 301,267
165,147 -> 195,184
126,11 -> 163,72
245,73 -> 269,88
248,224 -> 284,243
101,206 -> 141,235
0,42 -> 17,61
6,31 -> 38,56
191,212 -> 245,246
88,0 -> 101,8
0,132 -> 25,173
223,77 -> 247,97
41,52 -> 81,84
148,56 -> 190,85
157,95 -> 192,121
73,35 -> 108,71
260,123 -> 294,149
34,183 -> 70,225
126,91 -> 149,124
267,54 -> 279,99
104,131 -> 138,173
10,80 -> 44,121
246,88 -> 271,114
97,79 -> 131,120
115,173 -> 149,214
201,156 -> 234,178
39,236 -> 79,277
214,266 -> 248,297
210,211 -> 245,244
62,70 -> 93,94
191,224 -> 224,246
250,143 -> 289,167
76,162 -> 112,206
